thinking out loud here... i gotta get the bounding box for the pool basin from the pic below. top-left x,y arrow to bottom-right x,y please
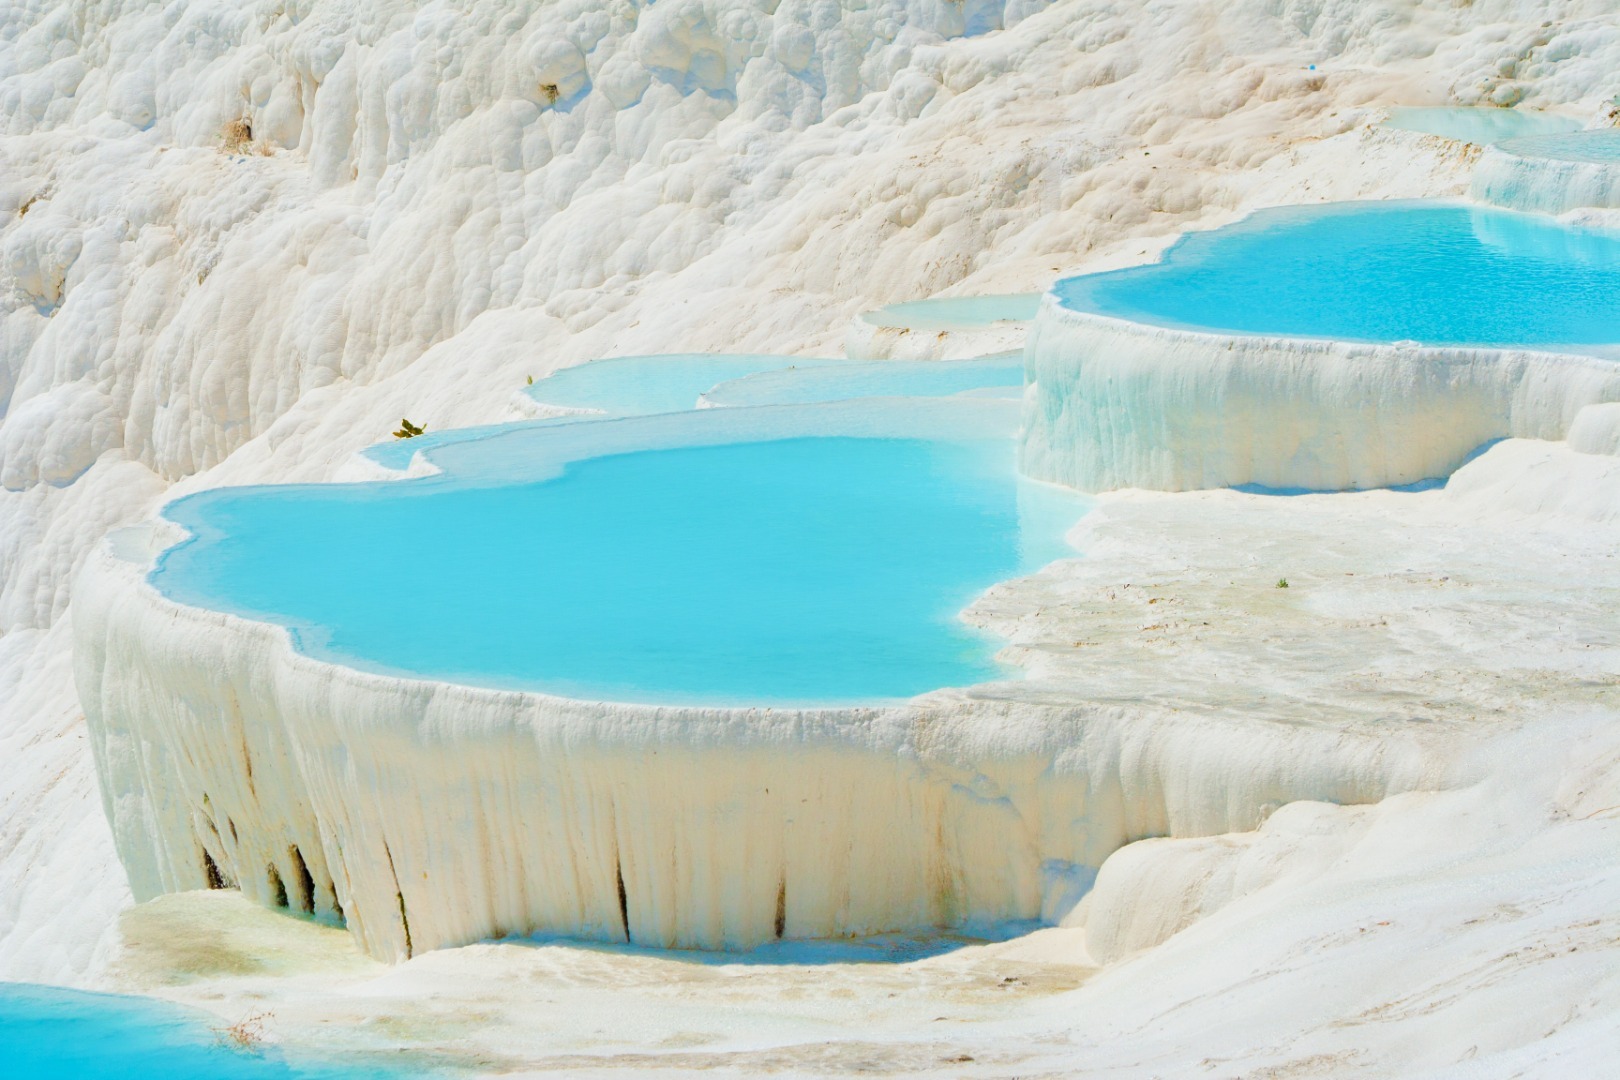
1025,201 -> 1620,493
1382,106 -> 1582,145
153,399 -> 1086,708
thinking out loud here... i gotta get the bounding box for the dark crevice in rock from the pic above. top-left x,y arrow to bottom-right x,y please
615,858 -> 631,943
382,840 -> 412,959
201,847 -> 226,890
288,845 -> 316,914
267,863 -> 288,908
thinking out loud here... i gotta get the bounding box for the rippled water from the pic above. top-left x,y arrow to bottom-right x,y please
1055,201 -> 1620,349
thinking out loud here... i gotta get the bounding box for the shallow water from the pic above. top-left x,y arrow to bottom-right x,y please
700,355 -> 1023,407
155,419 -> 1086,706
1054,201 -> 1620,349
525,353 -> 844,416
0,983 -> 409,1079
861,294 -> 1040,330
1382,106 -> 1582,145
1496,130 -> 1620,164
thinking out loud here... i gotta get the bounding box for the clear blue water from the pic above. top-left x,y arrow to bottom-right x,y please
862,294 -> 1040,330
0,984 -> 412,1079
1383,106 -> 1582,145
368,355 -> 851,471
154,424 -> 1086,706
700,355 -> 1024,407
1054,201 -> 1620,349
1497,130 -> 1620,163
525,354 -> 844,416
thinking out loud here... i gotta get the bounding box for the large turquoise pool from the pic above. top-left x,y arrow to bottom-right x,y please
154,402 -> 1085,706
0,983 -> 410,1079
1054,202 -> 1620,350
1382,106 -> 1582,145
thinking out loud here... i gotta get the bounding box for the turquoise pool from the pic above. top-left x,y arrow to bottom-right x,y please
1053,202 -> 1620,350
1382,106 -> 1582,145
524,353 -> 844,416
1496,130 -> 1620,163
861,294 -> 1040,330
0,983 -> 412,1079
154,402 -> 1086,706
699,355 -> 1023,407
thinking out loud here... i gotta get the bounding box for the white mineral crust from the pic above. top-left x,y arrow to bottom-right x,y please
5,0 -> 1620,1074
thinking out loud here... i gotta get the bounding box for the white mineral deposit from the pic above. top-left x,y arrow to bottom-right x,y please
4,0 -> 1620,1076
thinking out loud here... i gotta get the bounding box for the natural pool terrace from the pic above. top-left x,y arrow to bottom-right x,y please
1381,105 -> 1582,145
1053,201 -> 1620,351
154,397 -> 1084,707
78,196 -> 1620,967
1026,200 -> 1620,492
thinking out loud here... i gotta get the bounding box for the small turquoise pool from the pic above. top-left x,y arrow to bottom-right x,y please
1382,106 -> 1582,145
0,983 -> 411,1079
1054,202 -> 1620,350
154,403 -> 1085,706
1496,130 -> 1620,163
699,355 -> 1023,407
525,353 -> 844,416
862,294 -> 1040,330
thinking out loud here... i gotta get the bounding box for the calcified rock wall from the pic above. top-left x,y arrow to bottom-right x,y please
1472,143 -> 1620,213
1019,300 -> 1620,493
12,0 -> 1620,984
75,534 -> 1432,961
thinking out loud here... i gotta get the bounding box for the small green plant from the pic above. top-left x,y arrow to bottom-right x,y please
1276,578 -> 1289,589
393,418 -> 426,439
527,375 -> 534,385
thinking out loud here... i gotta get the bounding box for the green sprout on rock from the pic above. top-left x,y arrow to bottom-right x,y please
393,418 -> 426,439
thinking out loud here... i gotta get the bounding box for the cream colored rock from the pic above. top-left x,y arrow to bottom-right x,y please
4,0 -> 1620,1071
1021,299 -> 1620,493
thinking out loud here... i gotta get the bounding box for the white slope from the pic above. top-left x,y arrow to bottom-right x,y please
101,460 -> 1620,1077
3,0 -> 1620,1073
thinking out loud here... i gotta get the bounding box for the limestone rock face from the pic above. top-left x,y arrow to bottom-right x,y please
1020,299 -> 1620,493
75,527 -> 1428,961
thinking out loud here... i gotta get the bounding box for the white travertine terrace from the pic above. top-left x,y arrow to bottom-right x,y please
9,0 -> 1620,1070
75,419 -> 1432,960
1020,297 -> 1620,493
1473,135 -> 1620,214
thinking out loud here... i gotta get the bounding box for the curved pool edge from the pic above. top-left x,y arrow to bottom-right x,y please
1021,294 -> 1620,493
1472,140 -> 1620,214
74,523 -> 1438,963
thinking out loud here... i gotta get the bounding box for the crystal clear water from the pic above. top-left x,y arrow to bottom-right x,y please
1054,201 -> 1620,349
525,354 -> 844,416
1497,130 -> 1620,163
861,294 -> 1040,330
700,355 -> 1023,407
367,355 -> 855,471
1383,106 -> 1582,145
155,414 -> 1086,706
0,984 -> 410,1079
